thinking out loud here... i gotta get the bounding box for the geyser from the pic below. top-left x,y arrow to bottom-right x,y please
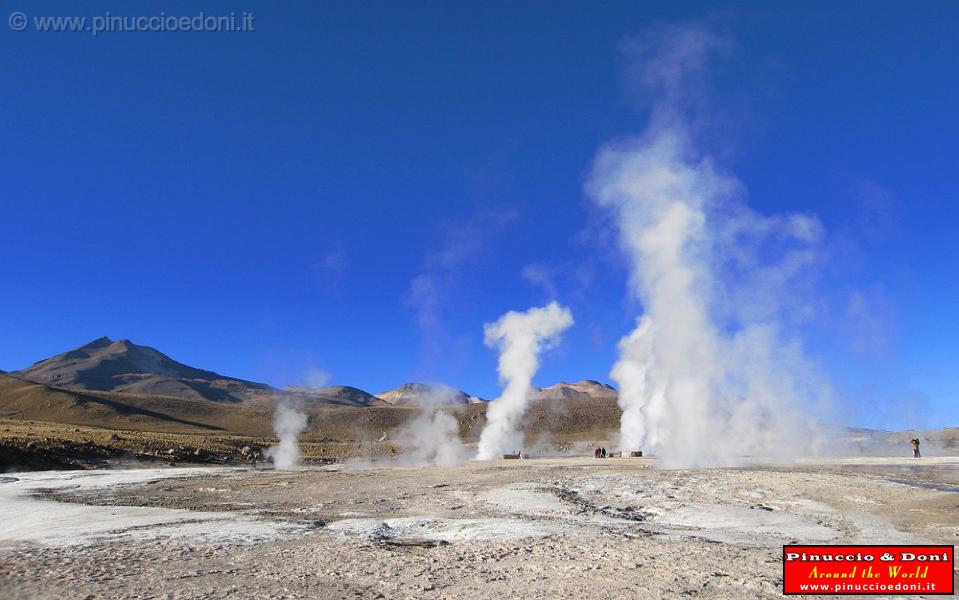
264,400 -> 307,470
476,302 -> 574,460
393,384 -> 468,467
588,23 -> 827,467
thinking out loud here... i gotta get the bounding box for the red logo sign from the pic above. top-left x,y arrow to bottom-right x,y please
783,545 -> 954,595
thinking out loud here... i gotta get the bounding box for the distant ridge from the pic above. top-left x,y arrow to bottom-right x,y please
376,383 -> 485,406
14,337 -> 273,403
8,338 -> 617,408
284,385 -> 387,407
531,380 -> 617,401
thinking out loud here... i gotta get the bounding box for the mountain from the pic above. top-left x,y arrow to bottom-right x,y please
13,337 -> 274,403
531,380 -> 617,401
373,381 -> 612,406
8,338 -> 614,412
0,371 -> 250,432
376,383 -> 485,407
284,385 -> 387,407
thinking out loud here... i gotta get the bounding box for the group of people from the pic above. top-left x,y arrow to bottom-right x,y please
590,440 -> 923,458
590,440 -> 924,459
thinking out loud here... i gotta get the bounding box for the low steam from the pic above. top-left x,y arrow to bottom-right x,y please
392,385 -> 468,467
264,400 -> 308,470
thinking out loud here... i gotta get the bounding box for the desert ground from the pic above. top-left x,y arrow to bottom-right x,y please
2,453 -> 958,600
2,370 -> 957,599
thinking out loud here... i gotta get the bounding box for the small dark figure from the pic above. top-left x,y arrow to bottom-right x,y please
600,447 -> 607,458
910,438 -> 921,458
594,447 -> 601,459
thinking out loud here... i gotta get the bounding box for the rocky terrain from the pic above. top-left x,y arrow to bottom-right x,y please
0,396 -> 623,472
2,456 -> 958,599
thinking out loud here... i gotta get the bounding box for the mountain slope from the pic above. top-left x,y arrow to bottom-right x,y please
285,385 -> 388,407
531,380 -> 617,402
14,337 -> 274,403
0,372 -> 242,432
376,383 -> 484,406
530,379 -> 617,400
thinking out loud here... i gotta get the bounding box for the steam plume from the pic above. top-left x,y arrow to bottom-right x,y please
393,385 -> 468,467
476,302 -> 574,460
588,23 -> 828,467
264,400 -> 308,469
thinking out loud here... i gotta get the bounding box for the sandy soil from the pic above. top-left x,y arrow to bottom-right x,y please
2,456 -> 957,599
0,418 -> 623,472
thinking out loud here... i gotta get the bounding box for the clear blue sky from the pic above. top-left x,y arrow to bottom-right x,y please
2,1 -> 956,429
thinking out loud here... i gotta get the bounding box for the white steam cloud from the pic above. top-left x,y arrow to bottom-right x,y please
588,23 -> 829,467
393,385 -> 468,467
264,400 -> 308,470
476,302 -> 574,460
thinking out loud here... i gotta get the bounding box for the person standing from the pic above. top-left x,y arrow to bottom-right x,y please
910,438 -> 921,458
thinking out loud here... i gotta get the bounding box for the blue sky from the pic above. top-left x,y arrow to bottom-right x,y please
1,2 -> 956,429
